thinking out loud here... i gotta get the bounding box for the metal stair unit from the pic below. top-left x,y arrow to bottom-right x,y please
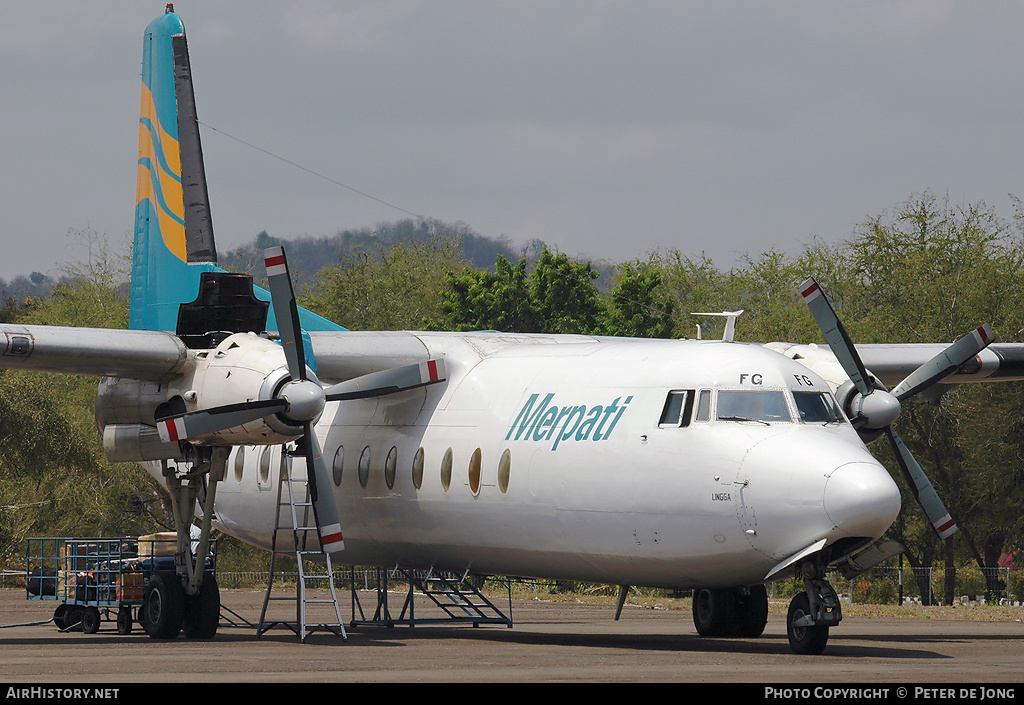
350,566 -> 513,628
258,446 -> 347,642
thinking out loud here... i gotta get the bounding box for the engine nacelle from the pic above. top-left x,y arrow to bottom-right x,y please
95,376 -> 170,431
103,423 -> 183,462
165,331 -> 317,446
95,332 -> 320,457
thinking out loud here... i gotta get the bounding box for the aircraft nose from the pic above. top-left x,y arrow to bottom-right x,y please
823,462 -> 902,538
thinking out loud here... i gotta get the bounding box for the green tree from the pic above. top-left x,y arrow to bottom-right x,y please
601,259 -> 675,338
302,235 -> 464,330
842,192 -> 1024,602
430,247 -> 604,335
0,232 -> 168,564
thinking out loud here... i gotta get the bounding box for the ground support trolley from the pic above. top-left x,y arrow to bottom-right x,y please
25,535 -> 218,637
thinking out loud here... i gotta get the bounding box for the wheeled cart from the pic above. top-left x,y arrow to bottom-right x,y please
25,534 -> 217,636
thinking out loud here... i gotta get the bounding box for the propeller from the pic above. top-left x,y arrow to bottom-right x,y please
798,277 -> 994,540
262,246 -> 344,552
157,399 -> 288,442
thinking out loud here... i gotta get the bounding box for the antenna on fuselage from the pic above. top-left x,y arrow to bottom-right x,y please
690,310 -> 744,342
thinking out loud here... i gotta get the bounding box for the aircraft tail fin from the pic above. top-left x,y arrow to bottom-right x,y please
131,5 -> 219,331
130,6 -> 343,343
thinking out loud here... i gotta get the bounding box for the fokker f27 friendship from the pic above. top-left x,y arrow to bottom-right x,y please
3,6 -> 1024,655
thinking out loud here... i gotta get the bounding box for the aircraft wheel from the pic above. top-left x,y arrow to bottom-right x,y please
117,606 -> 133,635
81,606 -> 101,634
142,572 -> 184,639
787,592 -> 829,655
183,575 -> 220,639
692,588 -> 736,636
733,584 -> 769,637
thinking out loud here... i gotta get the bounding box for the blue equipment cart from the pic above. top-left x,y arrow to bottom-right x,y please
25,535 -> 216,634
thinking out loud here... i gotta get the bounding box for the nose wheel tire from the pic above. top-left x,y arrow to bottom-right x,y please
787,592 -> 830,655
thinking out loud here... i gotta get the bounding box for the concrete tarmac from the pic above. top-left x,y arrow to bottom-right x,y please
1,588 -> 1023,684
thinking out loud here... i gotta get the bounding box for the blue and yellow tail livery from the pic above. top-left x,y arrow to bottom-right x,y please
131,5 -> 218,332
130,4 -> 342,340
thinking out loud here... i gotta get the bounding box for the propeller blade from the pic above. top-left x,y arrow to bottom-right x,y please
299,425 -> 345,553
156,399 -> 288,443
263,246 -> 308,382
885,426 -> 958,539
323,359 -> 447,401
798,277 -> 872,396
890,324 -> 994,402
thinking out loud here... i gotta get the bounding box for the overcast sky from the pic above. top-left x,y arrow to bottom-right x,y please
1,1 -> 1022,281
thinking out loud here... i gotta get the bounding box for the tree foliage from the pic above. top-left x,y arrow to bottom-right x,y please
0,231 -> 167,564
302,234 -> 464,330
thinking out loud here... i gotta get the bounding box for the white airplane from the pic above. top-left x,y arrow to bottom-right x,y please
4,6 -> 1024,654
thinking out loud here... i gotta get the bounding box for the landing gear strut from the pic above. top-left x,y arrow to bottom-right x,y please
691,584 -> 769,638
786,565 -> 842,655
143,447 -> 227,639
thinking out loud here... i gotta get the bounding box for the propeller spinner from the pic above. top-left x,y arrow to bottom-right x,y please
798,277 -> 993,540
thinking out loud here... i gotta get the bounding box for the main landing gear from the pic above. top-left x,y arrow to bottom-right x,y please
142,571 -> 220,639
142,447 -> 227,640
691,584 -> 769,638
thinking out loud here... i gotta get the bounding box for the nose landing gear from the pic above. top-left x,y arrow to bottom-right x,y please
786,566 -> 842,655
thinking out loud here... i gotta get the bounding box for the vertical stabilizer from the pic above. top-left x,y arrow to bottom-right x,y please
131,5 -> 218,331
130,6 -> 344,345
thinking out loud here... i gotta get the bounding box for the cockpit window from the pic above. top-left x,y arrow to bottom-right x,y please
659,390 -> 694,427
716,390 -> 791,423
793,391 -> 845,423
694,389 -> 712,422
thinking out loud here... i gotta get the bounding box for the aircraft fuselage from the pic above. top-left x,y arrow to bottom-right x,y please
200,332 -> 901,589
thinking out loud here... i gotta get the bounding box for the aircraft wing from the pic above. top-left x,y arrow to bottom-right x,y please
1,323 -> 188,381
0,323 -> 443,388
769,340 -> 1024,389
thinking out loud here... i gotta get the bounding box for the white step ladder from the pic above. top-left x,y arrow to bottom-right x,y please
257,447 -> 347,642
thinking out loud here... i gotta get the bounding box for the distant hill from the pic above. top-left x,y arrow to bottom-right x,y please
1,217 -> 617,316
218,218 -> 535,291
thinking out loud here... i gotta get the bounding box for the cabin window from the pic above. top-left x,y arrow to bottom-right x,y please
441,448 -> 453,491
468,448 -> 482,495
412,447 -> 425,489
793,391 -> 845,423
259,447 -> 272,484
659,390 -> 695,427
694,389 -> 712,422
717,390 -> 791,423
233,447 -> 246,482
498,449 -> 511,494
385,447 -> 398,489
332,446 -> 344,486
358,446 -> 371,488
